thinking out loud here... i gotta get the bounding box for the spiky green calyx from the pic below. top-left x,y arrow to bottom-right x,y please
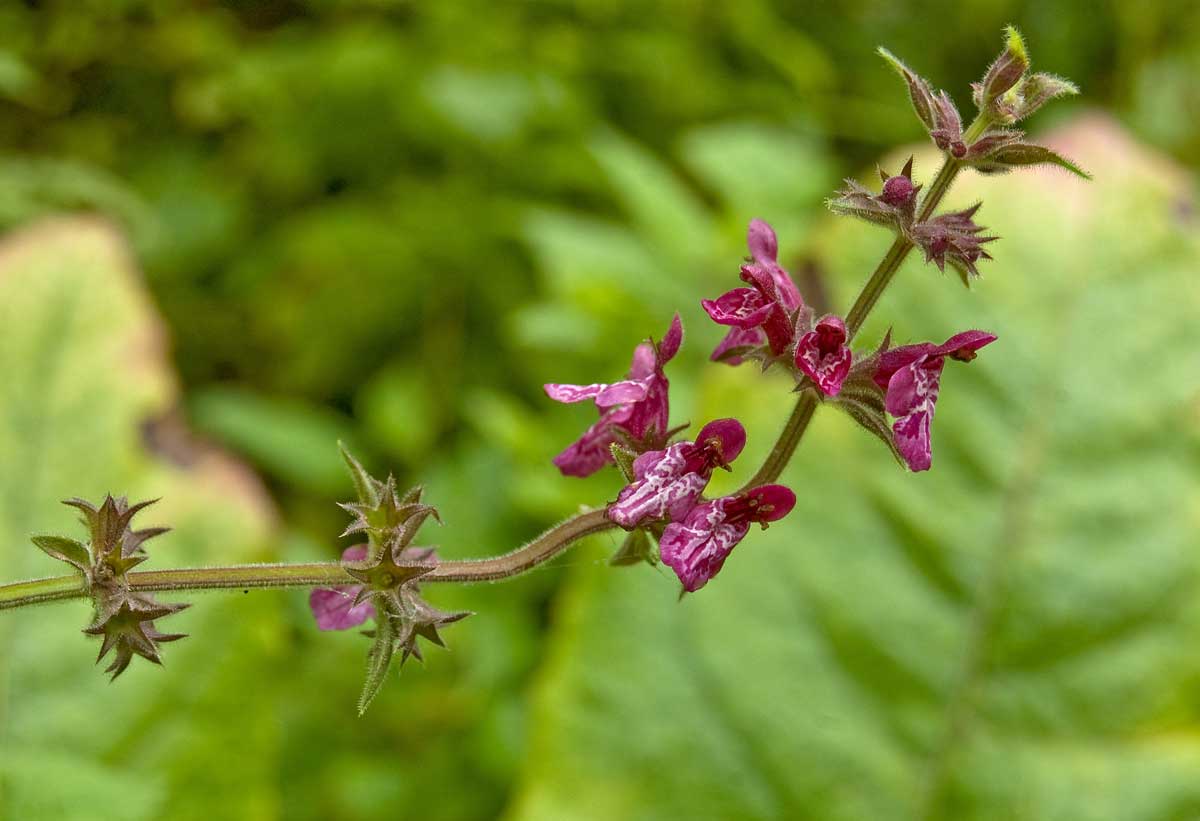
33,495 -> 187,680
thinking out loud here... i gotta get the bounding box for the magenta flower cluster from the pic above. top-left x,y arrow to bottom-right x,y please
543,216 -> 996,592
701,220 -> 996,472
704,220 -> 855,396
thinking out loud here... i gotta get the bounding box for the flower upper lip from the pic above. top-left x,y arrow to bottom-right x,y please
544,313 -> 683,478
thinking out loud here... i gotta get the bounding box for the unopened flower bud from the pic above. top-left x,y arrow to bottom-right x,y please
828,157 -> 921,233
976,26 -> 1029,107
880,174 -> 915,207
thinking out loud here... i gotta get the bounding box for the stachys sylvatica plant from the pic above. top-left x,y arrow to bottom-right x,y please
0,28 -> 1087,714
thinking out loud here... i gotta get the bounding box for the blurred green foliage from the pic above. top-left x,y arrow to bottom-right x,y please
0,2 -> 1197,820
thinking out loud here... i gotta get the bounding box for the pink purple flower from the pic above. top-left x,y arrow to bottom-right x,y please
310,546 -> 375,631
703,219 -> 803,364
607,418 -> 747,529
873,330 -> 997,471
659,484 -> 796,592
794,314 -> 853,396
310,544 -> 438,631
545,314 -> 683,477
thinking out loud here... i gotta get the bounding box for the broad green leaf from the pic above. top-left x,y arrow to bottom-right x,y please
589,129 -> 715,271
679,121 -> 835,237
425,67 -> 540,142
512,118 -> 1200,821
189,386 -> 360,495
357,363 -> 441,465
0,218 -> 278,820
30,535 -> 90,572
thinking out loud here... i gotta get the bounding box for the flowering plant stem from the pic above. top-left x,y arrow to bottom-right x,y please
0,509 -> 615,609
0,120 -> 986,615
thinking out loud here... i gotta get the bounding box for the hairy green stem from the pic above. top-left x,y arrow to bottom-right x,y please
0,573 -> 86,610
130,563 -> 349,591
741,392 -> 818,489
424,508 -> 614,582
0,128 -> 984,612
0,510 -> 618,609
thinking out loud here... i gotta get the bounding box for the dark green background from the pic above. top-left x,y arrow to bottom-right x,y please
0,2 -> 1197,819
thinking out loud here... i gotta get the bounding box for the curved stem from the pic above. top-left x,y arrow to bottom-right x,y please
0,509 -> 618,610
427,508 -> 615,583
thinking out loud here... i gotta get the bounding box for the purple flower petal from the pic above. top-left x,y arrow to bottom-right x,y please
732,265 -> 797,353
658,313 -> 684,363
542,376 -> 653,411
702,222 -> 806,367
552,403 -> 634,477
738,263 -> 780,300
310,586 -> 374,631
552,414 -> 623,477
543,382 -> 611,404
766,263 -> 804,313
659,500 -> 751,593
593,379 -> 652,408
659,484 -> 796,592
546,314 -> 684,476
747,218 -> 779,265
701,287 -> 775,328
627,315 -> 684,380
893,408 -> 935,472
884,357 -> 943,418
623,378 -> 669,441
885,358 -> 942,471
607,418 -> 749,529
630,448 -> 666,482
710,326 -> 765,365
873,342 -> 940,391
794,315 -> 853,396
741,484 -> 797,523
745,220 -> 804,313
341,545 -> 369,562
694,418 -> 747,465
608,443 -> 710,528
628,341 -> 657,380
873,329 -> 996,391
927,329 -> 998,361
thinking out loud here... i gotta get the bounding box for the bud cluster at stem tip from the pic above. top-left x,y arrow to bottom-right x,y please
877,26 -> 1088,178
